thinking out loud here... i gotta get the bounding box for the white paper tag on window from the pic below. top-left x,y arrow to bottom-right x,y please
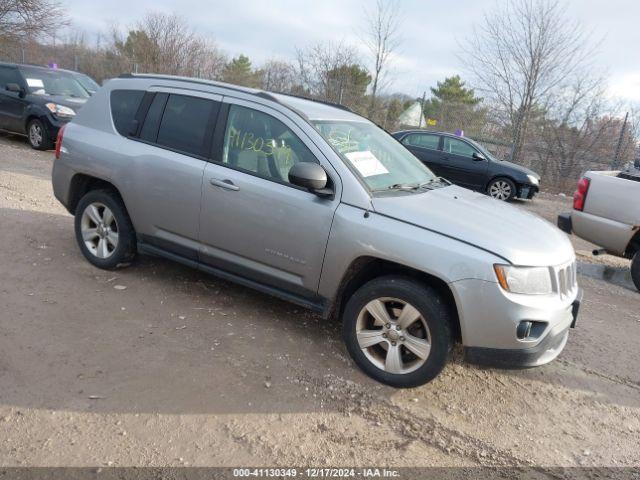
345,151 -> 389,177
26,78 -> 44,88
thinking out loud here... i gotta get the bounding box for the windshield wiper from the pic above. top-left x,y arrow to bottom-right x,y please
387,182 -> 420,191
379,177 -> 450,193
419,177 -> 451,188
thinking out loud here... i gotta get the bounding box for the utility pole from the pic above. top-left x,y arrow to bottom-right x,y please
611,111 -> 629,169
418,91 -> 426,128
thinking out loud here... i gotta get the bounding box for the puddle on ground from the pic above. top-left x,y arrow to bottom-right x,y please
578,261 -> 636,290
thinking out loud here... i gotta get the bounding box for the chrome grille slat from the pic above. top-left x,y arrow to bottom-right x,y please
555,261 -> 577,299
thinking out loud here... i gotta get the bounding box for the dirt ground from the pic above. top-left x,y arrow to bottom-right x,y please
1,131 -> 639,470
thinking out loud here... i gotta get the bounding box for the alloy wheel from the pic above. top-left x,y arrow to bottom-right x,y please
29,123 -> 43,147
80,202 -> 119,259
355,297 -> 431,374
489,180 -> 512,200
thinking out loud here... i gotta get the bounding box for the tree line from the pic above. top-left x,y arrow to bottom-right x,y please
1,0 -> 637,191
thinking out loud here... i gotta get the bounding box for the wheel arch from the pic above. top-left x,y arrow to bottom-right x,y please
625,227 -> 640,258
328,256 -> 462,343
24,104 -> 51,132
67,173 -> 127,216
485,174 -> 519,192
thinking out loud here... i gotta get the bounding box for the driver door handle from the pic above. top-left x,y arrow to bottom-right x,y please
209,178 -> 239,191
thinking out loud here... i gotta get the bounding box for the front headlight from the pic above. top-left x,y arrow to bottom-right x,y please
526,174 -> 539,185
494,265 -> 553,295
45,103 -> 75,118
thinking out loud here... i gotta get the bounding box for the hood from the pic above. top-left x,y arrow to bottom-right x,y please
31,93 -> 88,109
498,160 -> 539,179
371,185 -> 574,266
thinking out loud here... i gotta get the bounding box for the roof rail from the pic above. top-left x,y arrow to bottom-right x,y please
274,91 -> 354,112
117,73 -> 357,118
117,73 -> 258,96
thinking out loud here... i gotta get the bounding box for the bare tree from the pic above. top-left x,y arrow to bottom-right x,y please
461,0 -> 598,164
112,12 -> 226,79
362,0 -> 401,118
0,0 -> 68,46
260,59 -> 296,93
295,41 -> 369,109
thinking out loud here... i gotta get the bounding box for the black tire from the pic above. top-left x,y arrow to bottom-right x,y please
342,276 -> 452,388
487,177 -> 517,201
27,118 -> 53,150
74,189 -> 137,270
632,252 -> 640,292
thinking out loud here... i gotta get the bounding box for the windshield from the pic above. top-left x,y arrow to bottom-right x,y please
466,137 -> 499,162
19,68 -> 90,98
312,120 -> 437,191
75,73 -> 99,93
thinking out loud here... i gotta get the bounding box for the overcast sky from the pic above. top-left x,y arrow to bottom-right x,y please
64,0 -> 639,103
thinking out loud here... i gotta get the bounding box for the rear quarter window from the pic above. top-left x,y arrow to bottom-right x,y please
110,90 -> 145,136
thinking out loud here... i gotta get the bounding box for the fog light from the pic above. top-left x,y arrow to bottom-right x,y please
516,321 -> 533,339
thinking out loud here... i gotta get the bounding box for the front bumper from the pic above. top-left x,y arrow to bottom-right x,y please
517,184 -> 539,199
450,277 -> 581,368
465,289 -> 582,367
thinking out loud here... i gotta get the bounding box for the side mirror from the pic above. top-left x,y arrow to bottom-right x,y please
5,83 -> 24,96
288,162 -> 333,197
472,152 -> 486,161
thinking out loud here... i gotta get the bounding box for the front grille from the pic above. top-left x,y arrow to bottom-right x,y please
555,261 -> 577,299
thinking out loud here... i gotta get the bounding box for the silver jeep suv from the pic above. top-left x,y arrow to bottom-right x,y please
52,74 -> 582,387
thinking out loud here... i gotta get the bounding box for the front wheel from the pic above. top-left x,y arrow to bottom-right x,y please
487,177 -> 516,201
27,118 -> 53,150
342,276 -> 452,388
632,252 -> 640,292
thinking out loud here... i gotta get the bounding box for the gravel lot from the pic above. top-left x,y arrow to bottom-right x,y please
1,131 -> 639,470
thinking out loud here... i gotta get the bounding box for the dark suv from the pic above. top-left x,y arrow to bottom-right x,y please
0,62 -> 90,149
392,130 -> 540,201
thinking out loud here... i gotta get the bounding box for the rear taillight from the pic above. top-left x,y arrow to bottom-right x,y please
573,177 -> 590,211
54,124 -> 66,160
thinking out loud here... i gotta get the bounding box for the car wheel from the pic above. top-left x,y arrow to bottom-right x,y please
342,276 -> 452,388
487,177 -> 516,201
27,118 -> 53,150
632,252 -> 640,292
74,189 -> 137,270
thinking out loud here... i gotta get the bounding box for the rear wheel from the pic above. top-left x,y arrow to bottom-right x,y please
74,189 -> 137,269
27,118 -> 53,150
631,252 -> 640,292
487,177 -> 516,201
342,276 -> 452,388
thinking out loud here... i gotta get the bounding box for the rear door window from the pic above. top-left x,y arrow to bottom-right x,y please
155,94 -> 218,156
402,133 -> 440,150
110,90 -> 145,136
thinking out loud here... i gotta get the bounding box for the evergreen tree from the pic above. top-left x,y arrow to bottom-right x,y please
430,75 -> 481,106
222,55 -> 262,88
